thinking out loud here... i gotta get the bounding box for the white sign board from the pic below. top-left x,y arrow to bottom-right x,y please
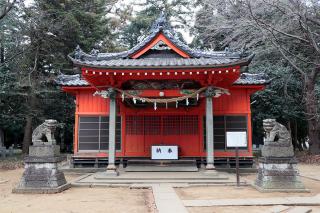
226,131 -> 247,148
151,146 -> 178,160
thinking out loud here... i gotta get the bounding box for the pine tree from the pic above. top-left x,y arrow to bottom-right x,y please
120,0 -> 195,48
0,0 -> 121,153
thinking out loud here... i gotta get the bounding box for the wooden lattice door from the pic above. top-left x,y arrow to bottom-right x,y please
125,115 -> 200,157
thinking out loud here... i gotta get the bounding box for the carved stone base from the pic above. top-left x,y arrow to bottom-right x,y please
261,142 -> 294,158
13,145 -> 69,194
253,157 -> 308,192
94,171 -> 119,179
94,165 -> 119,178
205,163 -> 215,170
12,183 -> 71,194
29,144 -> 60,157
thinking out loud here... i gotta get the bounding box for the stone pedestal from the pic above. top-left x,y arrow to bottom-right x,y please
261,141 -> 294,158
0,146 -> 6,158
94,170 -> 119,179
254,157 -> 308,192
13,145 -> 70,194
94,164 -> 119,179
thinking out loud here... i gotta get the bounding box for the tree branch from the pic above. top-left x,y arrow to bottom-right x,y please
269,38 -> 305,76
246,0 -> 310,43
0,0 -> 17,20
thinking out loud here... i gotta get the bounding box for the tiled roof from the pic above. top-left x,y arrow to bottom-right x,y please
55,73 -> 270,87
234,73 -> 271,85
55,74 -> 89,86
71,56 -> 253,68
69,13 -> 253,68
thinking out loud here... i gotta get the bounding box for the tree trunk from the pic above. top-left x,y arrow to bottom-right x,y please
288,120 -> 298,151
0,128 -> 4,147
22,116 -> 32,154
0,42 -> 4,63
287,121 -> 294,149
293,120 -> 301,151
22,92 -> 37,154
305,75 -> 320,154
13,134 -> 18,148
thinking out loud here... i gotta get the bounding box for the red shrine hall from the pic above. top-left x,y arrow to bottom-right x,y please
56,14 -> 270,169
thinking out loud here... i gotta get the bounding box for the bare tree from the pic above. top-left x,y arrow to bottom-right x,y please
245,0 -> 320,153
195,0 -> 320,153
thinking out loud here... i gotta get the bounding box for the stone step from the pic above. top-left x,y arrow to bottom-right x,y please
71,171 -> 242,186
73,179 -> 239,185
87,176 -> 228,180
126,159 -> 199,172
125,165 -> 198,172
126,159 -> 197,165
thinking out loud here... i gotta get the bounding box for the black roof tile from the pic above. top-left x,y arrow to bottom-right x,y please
55,73 -> 270,87
69,13 -> 253,68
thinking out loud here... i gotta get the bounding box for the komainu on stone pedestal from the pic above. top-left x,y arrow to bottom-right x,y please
254,119 -> 308,192
13,120 -> 70,194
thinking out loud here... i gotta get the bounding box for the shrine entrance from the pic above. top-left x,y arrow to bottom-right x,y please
124,114 -> 202,157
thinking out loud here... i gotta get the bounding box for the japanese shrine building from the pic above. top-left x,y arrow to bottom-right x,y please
56,14 -> 269,170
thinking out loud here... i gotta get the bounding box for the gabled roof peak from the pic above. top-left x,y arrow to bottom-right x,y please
69,12 -> 253,66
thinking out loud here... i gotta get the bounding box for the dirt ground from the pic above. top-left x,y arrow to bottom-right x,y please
176,165 -> 320,200
176,164 -> 320,213
2,164 -> 320,213
0,169 -> 155,213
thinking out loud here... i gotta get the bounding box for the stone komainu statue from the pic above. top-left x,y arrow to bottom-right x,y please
254,119 -> 306,192
263,119 -> 291,145
261,119 -> 294,157
32,119 -> 58,145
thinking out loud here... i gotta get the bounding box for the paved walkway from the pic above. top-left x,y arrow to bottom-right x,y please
183,194 -> 320,207
151,184 -> 320,212
152,184 -> 188,213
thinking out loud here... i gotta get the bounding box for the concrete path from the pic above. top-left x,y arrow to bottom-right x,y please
183,194 -> 320,207
266,205 -> 312,213
152,184 -> 188,213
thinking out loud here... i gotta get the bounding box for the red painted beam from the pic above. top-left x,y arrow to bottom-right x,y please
130,33 -> 190,59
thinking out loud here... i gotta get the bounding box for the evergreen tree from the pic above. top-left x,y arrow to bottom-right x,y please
0,0 -> 121,153
120,0 -> 195,48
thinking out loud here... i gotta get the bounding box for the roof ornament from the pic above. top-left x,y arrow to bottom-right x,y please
224,46 -> 240,57
74,45 -> 83,60
150,11 -> 172,32
93,88 -> 116,99
90,48 -> 100,57
240,44 -> 249,57
151,40 -> 170,50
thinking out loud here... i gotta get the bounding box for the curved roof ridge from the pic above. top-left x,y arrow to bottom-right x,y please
69,13 -> 251,63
